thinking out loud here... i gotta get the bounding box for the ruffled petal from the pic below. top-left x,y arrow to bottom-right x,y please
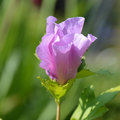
87,34 -> 97,42
36,34 -> 54,70
46,16 -> 57,33
59,17 -> 85,35
73,33 -> 97,57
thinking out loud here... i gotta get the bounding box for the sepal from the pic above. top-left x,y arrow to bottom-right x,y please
37,76 -> 75,104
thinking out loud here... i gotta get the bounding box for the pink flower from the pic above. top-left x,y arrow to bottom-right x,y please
36,16 -> 97,85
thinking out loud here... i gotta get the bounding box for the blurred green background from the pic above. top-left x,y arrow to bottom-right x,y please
0,0 -> 120,120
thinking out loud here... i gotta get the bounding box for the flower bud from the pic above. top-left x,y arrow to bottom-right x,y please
36,16 -> 97,85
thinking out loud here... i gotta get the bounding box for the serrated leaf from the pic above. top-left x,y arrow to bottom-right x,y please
37,76 -> 75,104
71,85 -> 120,120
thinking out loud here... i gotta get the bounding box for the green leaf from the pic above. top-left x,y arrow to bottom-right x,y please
76,69 -> 95,79
96,69 -> 112,76
77,56 -> 95,78
85,106 -> 108,120
78,56 -> 86,72
37,76 -> 75,104
71,85 -> 120,120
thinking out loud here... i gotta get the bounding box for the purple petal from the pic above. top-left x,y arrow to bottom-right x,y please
87,34 -> 97,42
52,33 -> 74,49
36,34 -> 54,70
52,34 -> 81,84
46,16 -> 57,33
73,33 -> 97,57
59,17 -> 85,35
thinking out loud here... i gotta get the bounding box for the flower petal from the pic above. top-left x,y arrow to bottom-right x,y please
59,17 -> 85,35
87,34 -> 97,42
73,33 -> 97,57
52,34 -> 81,84
36,34 -> 54,70
46,16 -> 57,33
52,33 -> 74,50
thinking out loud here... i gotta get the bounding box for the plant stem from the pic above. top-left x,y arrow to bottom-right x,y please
56,102 -> 60,120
